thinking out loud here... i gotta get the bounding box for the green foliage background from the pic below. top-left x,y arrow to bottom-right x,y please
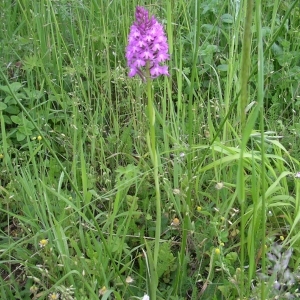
0,0 -> 300,299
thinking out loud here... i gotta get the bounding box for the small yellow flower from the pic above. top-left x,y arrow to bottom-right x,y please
39,239 -> 48,248
48,293 -> 59,300
99,286 -> 107,296
215,248 -> 221,255
196,206 -> 202,212
220,242 -> 224,247
171,218 -> 180,226
280,235 -> 284,241
0,154 -> 4,159
37,135 -> 42,141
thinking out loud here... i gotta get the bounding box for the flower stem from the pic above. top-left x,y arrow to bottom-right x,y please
146,69 -> 161,294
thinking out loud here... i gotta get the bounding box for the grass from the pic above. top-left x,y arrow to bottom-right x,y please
1,0 -> 300,299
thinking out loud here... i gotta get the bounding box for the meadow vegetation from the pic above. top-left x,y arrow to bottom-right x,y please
1,0 -> 300,299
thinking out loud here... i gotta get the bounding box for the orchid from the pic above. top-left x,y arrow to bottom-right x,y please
126,6 -> 169,80
125,7 -> 169,300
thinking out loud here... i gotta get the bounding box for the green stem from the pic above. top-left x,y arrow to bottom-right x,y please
238,0 -> 253,298
256,0 -> 266,298
240,0 -> 253,130
146,68 -> 161,299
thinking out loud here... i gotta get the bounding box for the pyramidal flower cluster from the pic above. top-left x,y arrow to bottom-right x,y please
126,6 -> 169,80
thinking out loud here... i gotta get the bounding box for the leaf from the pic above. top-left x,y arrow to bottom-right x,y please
115,164 -> 140,181
280,248 -> 292,270
3,115 -> 12,124
126,195 -> 139,211
225,252 -> 238,262
18,125 -> 33,136
218,285 -> 230,298
16,131 -> 26,141
11,115 -> 22,125
262,26 -> 271,38
24,88 -> 44,100
143,241 -> 158,299
0,102 -> 7,110
23,119 -> 35,130
0,82 -> 23,94
271,43 -> 283,56
5,105 -> 20,114
157,242 -> 176,278
23,55 -> 43,71
4,95 -> 16,104
201,24 -> 215,32
221,13 -> 234,24
99,289 -> 114,300
217,64 -> 228,72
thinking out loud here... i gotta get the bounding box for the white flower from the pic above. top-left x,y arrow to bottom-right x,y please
215,182 -> 224,190
142,294 -> 150,300
125,276 -> 134,284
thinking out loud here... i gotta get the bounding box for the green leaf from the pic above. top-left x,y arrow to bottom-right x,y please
218,285 -> 230,298
5,105 -> 20,114
3,115 -> 12,124
126,195 -> 139,211
23,55 -> 43,71
225,252 -> 238,262
24,119 -> 35,130
217,64 -> 228,72
4,95 -> 16,104
24,88 -> 44,100
112,291 -> 122,300
16,131 -> 26,141
11,115 -> 22,125
18,125 -> 33,136
157,242 -> 176,278
201,24 -> 215,32
0,102 -> 7,110
0,82 -> 23,94
271,43 -> 283,56
101,290 -> 115,300
221,13 -> 234,24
